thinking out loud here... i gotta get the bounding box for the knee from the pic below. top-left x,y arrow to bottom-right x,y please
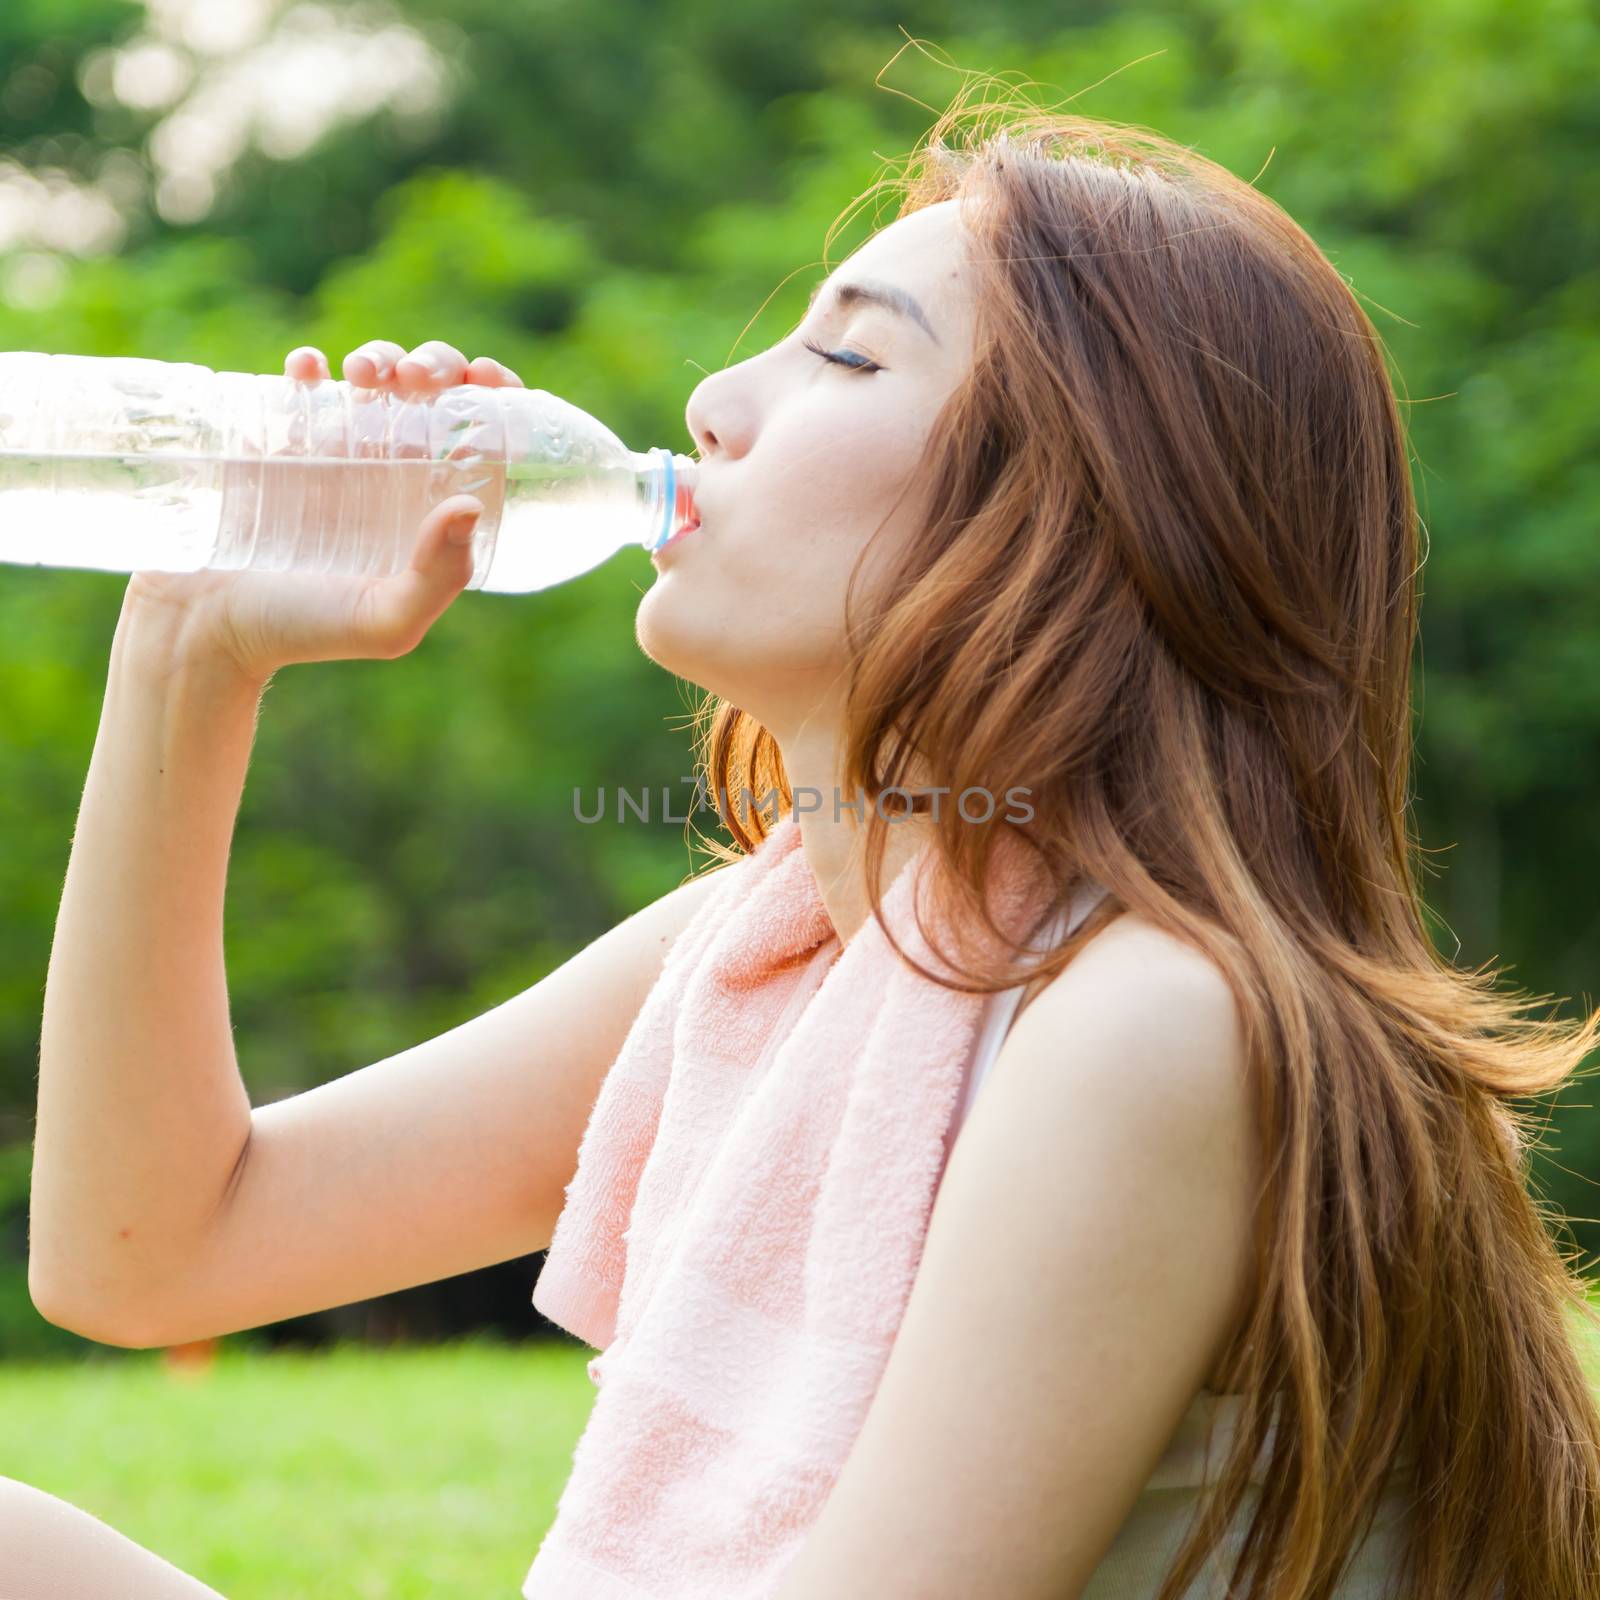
0,1471 -> 90,1534
0,1476 -> 78,1573
0,1472 -> 72,1514
0,1474 -> 228,1600
0,1474 -> 124,1565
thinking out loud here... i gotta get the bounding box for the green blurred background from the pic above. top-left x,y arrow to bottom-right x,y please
0,0 -> 1595,1369
2,3 -> 1596,1591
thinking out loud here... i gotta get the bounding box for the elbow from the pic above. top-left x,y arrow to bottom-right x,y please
27,1259 -> 165,1350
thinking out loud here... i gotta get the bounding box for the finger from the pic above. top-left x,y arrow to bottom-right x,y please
284,346 -> 331,382
465,355 -> 524,387
394,339 -> 469,393
342,340 -> 408,387
352,495 -> 483,658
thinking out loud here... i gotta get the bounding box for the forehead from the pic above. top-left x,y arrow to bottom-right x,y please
827,199 -> 973,330
846,198 -> 967,285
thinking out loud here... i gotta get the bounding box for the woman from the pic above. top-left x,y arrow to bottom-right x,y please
12,97 -> 1600,1599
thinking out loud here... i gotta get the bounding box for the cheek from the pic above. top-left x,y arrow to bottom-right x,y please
768,398 -> 928,536
713,409 -> 929,622
633,388 -> 941,693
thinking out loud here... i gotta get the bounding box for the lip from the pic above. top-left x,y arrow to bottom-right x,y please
650,515 -> 701,562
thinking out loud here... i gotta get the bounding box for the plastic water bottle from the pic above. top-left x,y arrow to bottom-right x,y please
0,352 -> 701,594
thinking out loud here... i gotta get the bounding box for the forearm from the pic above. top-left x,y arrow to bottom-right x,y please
31,598 -> 269,1333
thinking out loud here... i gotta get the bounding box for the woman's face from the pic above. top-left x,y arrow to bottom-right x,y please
635,197 -> 979,743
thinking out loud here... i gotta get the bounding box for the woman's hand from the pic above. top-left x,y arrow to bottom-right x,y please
122,339 -> 525,684
293,337 -> 523,396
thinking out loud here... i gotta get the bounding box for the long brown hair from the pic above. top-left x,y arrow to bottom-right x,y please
685,86 -> 1600,1599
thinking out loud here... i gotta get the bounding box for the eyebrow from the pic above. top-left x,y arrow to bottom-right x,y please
806,275 -> 941,346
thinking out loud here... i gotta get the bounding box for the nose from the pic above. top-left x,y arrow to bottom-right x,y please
685,367 -> 752,462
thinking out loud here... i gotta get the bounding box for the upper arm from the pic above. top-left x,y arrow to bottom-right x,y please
117,863 -> 731,1349
773,919 -> 1260,1600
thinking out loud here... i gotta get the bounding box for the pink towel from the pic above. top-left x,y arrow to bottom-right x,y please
524,812 -> 1062,1598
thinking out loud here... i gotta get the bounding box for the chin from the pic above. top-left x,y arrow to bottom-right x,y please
633,588 -> 830,725
634,587 -> 719,689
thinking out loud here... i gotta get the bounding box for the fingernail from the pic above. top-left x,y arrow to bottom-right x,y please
447,510 -> 479,544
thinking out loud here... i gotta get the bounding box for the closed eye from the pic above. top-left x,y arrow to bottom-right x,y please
801,337 -> 882,374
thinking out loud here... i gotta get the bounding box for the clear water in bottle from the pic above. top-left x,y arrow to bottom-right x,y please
0,450 -> 225,573
0,449 -> 671,592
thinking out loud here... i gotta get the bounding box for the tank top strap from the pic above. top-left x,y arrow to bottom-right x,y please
946,878 -> 1111,1149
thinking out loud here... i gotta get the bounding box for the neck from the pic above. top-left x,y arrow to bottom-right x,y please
773,719 -> 936,948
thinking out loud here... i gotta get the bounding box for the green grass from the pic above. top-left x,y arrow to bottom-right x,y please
0,1335 -> 598,1599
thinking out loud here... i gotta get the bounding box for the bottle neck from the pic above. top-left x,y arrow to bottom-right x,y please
630,448 -> 699,552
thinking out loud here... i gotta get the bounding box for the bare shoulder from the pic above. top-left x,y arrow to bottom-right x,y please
1011,905 -> 1256,1209
1020,907 -> 1243,1049
1003,909 -> 1259,1392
